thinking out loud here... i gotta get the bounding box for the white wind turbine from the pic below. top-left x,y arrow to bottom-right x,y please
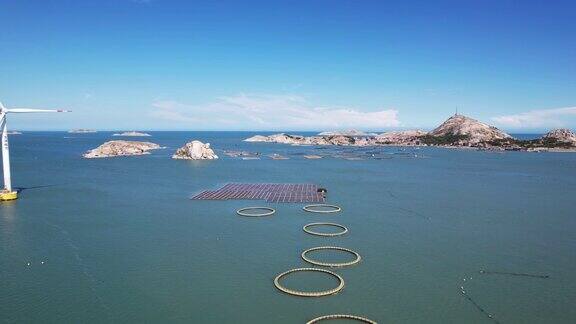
0,102 -> 70,201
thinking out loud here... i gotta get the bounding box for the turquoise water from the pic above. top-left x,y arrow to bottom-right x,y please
1,132 -> 575,323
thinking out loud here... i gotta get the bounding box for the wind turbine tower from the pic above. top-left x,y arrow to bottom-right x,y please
0,102 -> 70,201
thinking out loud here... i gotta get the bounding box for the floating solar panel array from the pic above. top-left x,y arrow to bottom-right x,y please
192,183 -> 325,203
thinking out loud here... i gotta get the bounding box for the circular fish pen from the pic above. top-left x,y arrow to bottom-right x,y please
303,223 -> 348,237
307,314 -> 377,324
236,207 -> 276,217
302,246 -> 361,267
303,204 -> 342,214
273,268 -> 344,297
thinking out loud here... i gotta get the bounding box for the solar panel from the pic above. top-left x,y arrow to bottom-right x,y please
191,183 -> 326,203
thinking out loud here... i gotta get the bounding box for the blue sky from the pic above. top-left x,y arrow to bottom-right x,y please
0,0 -> 574,131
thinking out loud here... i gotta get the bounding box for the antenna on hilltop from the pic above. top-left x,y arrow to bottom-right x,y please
455,106 -> 459,116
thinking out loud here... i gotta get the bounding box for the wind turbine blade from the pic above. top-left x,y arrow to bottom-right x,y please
6,108 -> 71,113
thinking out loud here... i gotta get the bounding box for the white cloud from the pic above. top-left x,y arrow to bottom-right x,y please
492,107 -> 576,129
150,94 -> 400,130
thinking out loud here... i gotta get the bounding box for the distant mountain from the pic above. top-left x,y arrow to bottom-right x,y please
318,129 -> 377,136
428,114 -> 511,144
243,114 -> 576,152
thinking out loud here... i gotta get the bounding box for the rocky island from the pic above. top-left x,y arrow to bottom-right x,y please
112,131 -> 151,137
245,114 -> 576,152
83,140 -> 161,158
172,140 -> 218,160
69,129 -> 97,134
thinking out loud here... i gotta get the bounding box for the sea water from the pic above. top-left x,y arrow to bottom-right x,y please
1,132 -> 575,323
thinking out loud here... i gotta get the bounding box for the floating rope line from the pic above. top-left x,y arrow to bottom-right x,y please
302,246 -> 361,267
303,204 -> 342,213
459,286 -> 501,324
303,223 -> 348,237
479,269 -> 550,279
307,314 -> 377,323
458,269 -> 550,322
274,267 -> 344,297
236,207 -> 276,217
397,206 -> 430,220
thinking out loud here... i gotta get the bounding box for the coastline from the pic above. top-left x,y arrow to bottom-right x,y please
244,136 -> 576,153
242,115 -> 576,153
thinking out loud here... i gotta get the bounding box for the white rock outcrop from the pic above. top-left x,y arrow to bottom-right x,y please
172,140 -> 218,160
83,140 -> 161,158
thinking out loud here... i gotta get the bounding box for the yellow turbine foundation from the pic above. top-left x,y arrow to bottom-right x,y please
0,190 -> 17,201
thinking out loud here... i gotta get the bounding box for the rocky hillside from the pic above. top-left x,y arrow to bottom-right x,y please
541,129 -> 576,146
244,133 -> 358,146
317,129 -> 376,136
375,130 -> 427,145
428,114 -> 511,145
